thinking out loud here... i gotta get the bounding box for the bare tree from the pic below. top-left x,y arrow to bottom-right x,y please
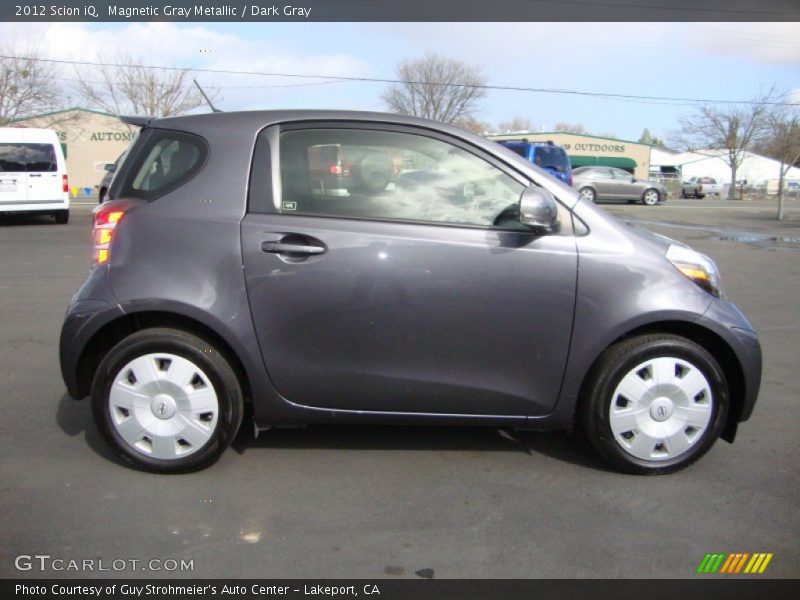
452,116 -> 492,135
553,122 -> 587,135
73,54 -> 217,117
0,47 -> 63,125
763,106 -> 800,220
496,116 -> 535,133
382,54 -> 487,124
676,90 -> 776,199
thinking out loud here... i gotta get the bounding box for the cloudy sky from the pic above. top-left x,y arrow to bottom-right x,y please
2,21 -> 798,142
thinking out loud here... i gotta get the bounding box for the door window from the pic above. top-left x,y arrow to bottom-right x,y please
585,168 -> 613,180
0,144 -> 25,172
279,128 -> 525,228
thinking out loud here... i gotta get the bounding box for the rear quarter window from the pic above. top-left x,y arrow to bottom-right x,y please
116,129 -> 207,201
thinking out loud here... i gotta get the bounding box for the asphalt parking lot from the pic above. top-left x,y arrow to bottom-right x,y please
1,198 -> 798,579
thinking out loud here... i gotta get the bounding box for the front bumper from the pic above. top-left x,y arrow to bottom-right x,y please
697,299 -> 762,425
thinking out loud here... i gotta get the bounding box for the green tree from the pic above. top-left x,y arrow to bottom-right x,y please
639,128 -> 665,147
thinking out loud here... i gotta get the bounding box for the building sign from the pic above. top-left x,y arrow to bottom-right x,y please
90,131 -> 137,142
563,143 -> 626,153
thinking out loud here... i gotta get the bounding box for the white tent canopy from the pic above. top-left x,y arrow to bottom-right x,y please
669,149 -> 800,188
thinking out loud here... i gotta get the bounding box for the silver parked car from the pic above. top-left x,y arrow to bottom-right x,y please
573,166 -> 667,206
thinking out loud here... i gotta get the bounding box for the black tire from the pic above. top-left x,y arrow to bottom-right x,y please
579,334 -> 729,475
642,188 -> 661,206
54,210 -> 69,224
680,189 -> 686,199
91,328 -> 244,473
578,187 -> 596,203
696,193 -> 705,199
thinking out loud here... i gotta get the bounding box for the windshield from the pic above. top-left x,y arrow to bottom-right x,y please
534,147 -> 568,172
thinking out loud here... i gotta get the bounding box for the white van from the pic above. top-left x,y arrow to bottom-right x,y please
0,127 -> 70,223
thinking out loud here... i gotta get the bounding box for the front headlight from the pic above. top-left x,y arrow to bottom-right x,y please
666,244 -> 724,298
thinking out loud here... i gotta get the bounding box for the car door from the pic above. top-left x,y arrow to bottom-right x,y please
611,168 -> 637,200
241,123 -> 578,417
0,143 -> 28,207
589,168 -> 615,200
25,143 -> 60,203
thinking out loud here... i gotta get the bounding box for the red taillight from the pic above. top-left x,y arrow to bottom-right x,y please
329,164 -> 342,175
62,174 -> 68,193
92,200 -> 140,267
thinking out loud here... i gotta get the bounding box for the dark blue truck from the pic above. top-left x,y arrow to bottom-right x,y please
497,139 -> 573,186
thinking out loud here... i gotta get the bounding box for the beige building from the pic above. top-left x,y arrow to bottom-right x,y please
490,131 -> 652,180
12,108 -> 136,196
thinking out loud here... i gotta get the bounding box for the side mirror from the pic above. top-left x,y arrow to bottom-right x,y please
104,163 -> 116,172
519,186 -> 558,232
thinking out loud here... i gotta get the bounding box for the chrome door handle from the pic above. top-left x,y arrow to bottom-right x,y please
261,242 -> 326,255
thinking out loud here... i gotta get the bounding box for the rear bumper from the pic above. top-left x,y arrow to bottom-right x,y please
60,299 -> 124,399
0,200 -> 70,212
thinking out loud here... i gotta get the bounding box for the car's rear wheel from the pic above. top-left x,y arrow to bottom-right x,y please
642,189 -> 660,206
580,334 -> 728,474
54,210 -> 69,224
696,193 -> 706,199
578,187 -> 596,203
91,328 -> 244,473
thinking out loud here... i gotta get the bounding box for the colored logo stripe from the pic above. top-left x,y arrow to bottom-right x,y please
697,553 -> 773,574
745,553 -> 773,574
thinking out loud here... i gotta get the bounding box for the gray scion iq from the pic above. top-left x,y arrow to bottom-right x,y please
59,110 -> 761,474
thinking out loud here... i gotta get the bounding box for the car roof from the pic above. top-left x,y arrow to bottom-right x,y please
126,110 -> 537,173
133,110 -> 473,138
0,127 -> 60,143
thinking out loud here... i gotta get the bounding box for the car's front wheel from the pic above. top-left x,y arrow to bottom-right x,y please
580,334 -> 728,474
642,189 -> 661,205
91,328 -> 244,473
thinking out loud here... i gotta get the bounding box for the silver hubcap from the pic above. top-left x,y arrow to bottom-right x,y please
644,190 -> 658,204
609,357 -> 713,461
579,188 -> 594,202
108,353 -> 219,460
